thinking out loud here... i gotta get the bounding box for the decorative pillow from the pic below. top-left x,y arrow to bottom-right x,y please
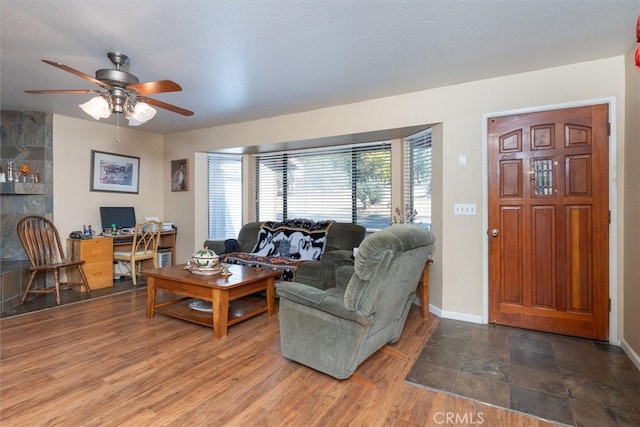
250,219 -> 334,261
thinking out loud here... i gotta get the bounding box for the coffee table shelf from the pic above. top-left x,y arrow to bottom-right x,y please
154,294 -> 269,328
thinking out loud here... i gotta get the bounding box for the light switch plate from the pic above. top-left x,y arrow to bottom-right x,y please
454,203 -> 476,215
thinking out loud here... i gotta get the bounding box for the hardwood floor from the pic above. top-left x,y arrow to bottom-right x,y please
0,289 -> 558,426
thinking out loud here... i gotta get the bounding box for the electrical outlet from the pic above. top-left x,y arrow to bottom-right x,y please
454,203 -> 476,215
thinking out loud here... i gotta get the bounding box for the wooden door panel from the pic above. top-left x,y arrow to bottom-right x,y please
532,205 -> 556,309
500,206 -> 523,304
488,104 -> 609,340
566,155 -> 592,195
500,129 -> 522,152
566,124 -> 591,147
531,124 -> 555,149
500,160 -> 523,197
566,205 -> 592,313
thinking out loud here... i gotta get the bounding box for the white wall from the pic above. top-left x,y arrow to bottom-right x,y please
164,56 -> 627,325
622,46 -> 640,365
53,116 -> 164,242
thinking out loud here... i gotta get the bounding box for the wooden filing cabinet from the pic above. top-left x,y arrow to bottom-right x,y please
67,237 -> 114,291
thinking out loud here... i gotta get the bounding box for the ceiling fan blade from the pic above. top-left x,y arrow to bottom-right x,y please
143,97 -> 194,116
25,89 -> 103,94
127,80 -> 182,95
42,59 -> 112,90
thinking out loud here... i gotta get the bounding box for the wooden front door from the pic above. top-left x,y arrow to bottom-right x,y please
488,104 -> 609,340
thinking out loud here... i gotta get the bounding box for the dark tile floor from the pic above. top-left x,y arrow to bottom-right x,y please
406,318 -> 640,427
0,278 -> 142,318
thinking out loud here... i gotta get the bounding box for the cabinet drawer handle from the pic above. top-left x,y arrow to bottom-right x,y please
92,250 -> 102,254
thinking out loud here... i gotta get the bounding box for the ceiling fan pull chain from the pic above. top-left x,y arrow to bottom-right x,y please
115,114 -> 121,143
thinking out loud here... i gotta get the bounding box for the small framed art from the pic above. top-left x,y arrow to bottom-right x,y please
90,150 -> 140,194
171,159 -> 189,192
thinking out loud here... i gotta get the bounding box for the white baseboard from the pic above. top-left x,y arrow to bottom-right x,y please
412,298 -> 483,324
620,339 -> 640,371
426,303 -> 483,324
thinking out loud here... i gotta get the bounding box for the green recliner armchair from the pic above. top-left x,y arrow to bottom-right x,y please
277,223 -> 435,379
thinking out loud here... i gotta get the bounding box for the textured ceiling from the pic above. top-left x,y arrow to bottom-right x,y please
1,1 -> 638,135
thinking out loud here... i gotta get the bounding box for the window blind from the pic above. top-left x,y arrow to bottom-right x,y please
207,154 -> 243,239
403,128 -> 432,227
255,141 -> 391,231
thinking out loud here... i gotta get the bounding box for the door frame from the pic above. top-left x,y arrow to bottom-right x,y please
481,97 -> 619,343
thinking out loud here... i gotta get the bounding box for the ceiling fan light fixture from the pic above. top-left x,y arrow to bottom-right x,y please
79,95 -> 111,120
128,115 -> 145,126
29,53 -> 193,125
128,101 -> 157,126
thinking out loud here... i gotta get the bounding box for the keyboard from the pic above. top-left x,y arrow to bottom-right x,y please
112,235 -> 134,244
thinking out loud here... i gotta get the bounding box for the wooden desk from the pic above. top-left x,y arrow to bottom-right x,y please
112,230 -> 177,266
67,231 -> 177,288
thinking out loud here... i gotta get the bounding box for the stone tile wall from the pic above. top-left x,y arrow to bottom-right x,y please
0,110 -> 53,310
0,260 -> 46,313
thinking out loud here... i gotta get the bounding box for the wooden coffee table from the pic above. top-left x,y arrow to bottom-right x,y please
144,263 -> 281,338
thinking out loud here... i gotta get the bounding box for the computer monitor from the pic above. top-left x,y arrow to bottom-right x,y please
100,207 -> 136,230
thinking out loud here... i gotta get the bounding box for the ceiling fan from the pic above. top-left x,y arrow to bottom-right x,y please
25,51 -> 194,126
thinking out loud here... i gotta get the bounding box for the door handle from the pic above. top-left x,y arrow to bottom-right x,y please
490,229 -> 499,237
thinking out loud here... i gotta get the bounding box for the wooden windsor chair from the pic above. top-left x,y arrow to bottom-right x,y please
16,215 -> 91,305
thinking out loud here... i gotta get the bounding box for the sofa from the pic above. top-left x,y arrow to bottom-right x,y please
204,219 -> 366,290
277,224 -> 436,379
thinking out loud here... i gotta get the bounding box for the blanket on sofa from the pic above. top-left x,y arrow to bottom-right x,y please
224,219 -> 334,280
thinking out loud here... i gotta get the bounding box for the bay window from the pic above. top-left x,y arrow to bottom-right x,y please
255,142 -> 391,231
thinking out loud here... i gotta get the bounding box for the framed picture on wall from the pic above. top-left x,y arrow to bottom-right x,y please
171,159 -> 189,192
90,150 -> 140,194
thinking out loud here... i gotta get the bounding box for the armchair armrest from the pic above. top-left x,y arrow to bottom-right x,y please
294,249 -> 355,290
294,260 -> 325,289
322,249 -> 355,266
203,240 -> 225,254
335,265 -> 355,292
277,282 -> 372,326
